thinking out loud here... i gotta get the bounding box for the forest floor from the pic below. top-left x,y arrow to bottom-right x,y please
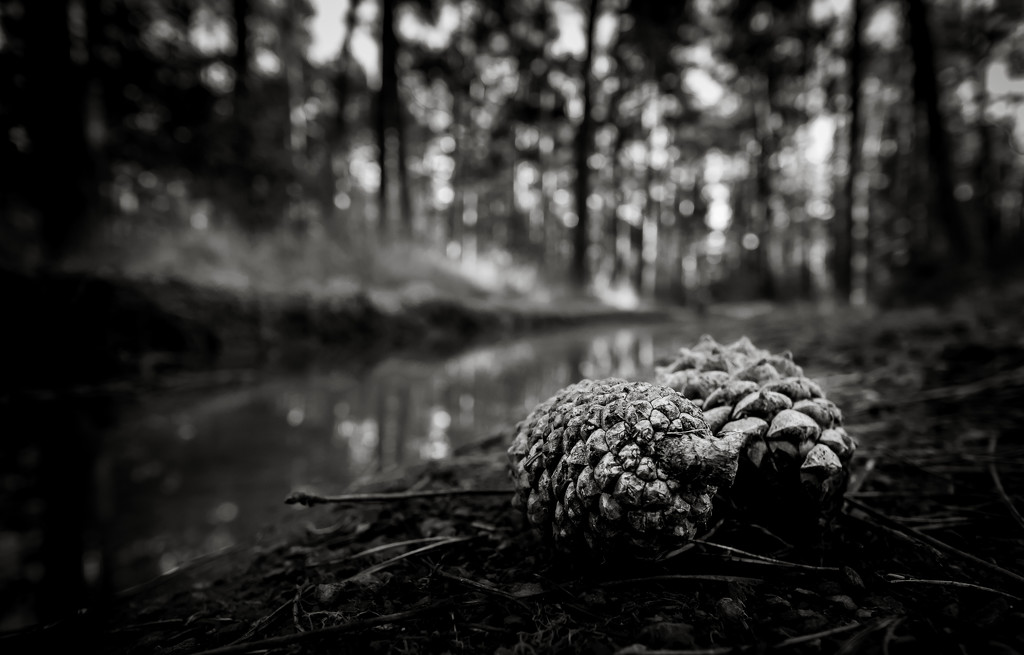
4,277 -> 1024,654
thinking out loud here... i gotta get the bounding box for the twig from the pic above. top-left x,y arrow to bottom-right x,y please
988,434 -> 1024,533
845,496 -> 1024,590
693,539 -> 840,572
285,488 -> 510,506
887,576 -> 1023,601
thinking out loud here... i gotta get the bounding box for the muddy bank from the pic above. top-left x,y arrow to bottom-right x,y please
2,267 -> 669,393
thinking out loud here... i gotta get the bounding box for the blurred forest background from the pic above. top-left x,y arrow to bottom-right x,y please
2,0 -> 1024,307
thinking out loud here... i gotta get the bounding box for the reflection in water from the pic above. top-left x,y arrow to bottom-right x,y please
98,321 -> 700,592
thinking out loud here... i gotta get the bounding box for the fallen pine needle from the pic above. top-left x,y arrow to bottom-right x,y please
285,488 -> 510,506
988,434 -> 1024,533
882,617 -> 904,655
436,568 -> 536,611
613,622 -> 862,654
600,574 -> 764,587
339,536 -> 473,582
835,617 -> 901,655
845,496 -> 1024,590
773,622 -> 862,648
897,367 -> 1024,405
615,646 -> 732,655
887,576 -> 1023,601
187,600 -> 464,655
660,520 -> 724,560
231,590 -> 305,644
693,539 -> 840,572
311,535 -> 455,567
845,456 -> 876,497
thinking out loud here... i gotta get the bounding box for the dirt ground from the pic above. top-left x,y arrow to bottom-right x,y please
5,284 -> 1024,654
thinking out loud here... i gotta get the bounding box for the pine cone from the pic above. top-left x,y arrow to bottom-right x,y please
508,379 -> 745,558
656,335 -> 857,533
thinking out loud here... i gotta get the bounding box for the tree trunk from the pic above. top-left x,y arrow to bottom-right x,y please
906,0 -> 969,261
376,0 -> 398,239
670,183 -> 686,304
642,139 -> 660,298
609,128 -> 626,288
449,89 -> 465,259
376,0 -> 411,239
281,9 -> 308,212
395,95 -> 413,237
572,0 -> 600,290
754,77 -> 777,301
84,0 -> 111,228
970,54 -> 1000,275
23,0 -> 95,261
232,0 -> 255,225
836,0 -> 862,302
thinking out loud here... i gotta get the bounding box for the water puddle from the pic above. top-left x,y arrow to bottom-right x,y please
102,320 -> 725,588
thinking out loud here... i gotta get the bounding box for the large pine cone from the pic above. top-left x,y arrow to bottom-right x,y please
508,379 -> 745,558
655,335 -> 856,533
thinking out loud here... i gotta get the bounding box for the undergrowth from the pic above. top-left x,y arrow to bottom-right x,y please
60,217 -> 544,303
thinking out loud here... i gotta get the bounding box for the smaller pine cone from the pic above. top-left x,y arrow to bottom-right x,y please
656,335 -> 857,534
508,379 -> 745,558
